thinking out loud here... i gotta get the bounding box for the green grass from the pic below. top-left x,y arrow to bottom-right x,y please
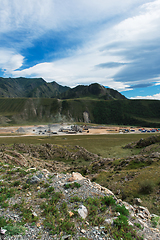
0,133 -> 152,158
93,161 -> 160,214
0,131 -> 160,218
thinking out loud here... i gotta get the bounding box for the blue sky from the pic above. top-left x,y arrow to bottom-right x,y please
0,0 -> 160,99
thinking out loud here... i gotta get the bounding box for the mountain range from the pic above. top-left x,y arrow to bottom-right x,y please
0,77 -> 160,127
0,77 -> 126,100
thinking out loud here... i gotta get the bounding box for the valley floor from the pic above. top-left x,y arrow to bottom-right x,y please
0,124 -> 157,137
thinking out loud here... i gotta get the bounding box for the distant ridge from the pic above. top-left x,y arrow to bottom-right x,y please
59,83 -> 126,100
0,77 -> 69,98
0,77 -> 126,100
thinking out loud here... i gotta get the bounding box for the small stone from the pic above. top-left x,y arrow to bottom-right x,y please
32,212 -> 38,217
137,213 -> 145,219
85,221 -> 89,225
26,175 -> 40,184
26,191 -> 31,196
67,172 -> 84,182
68,211 -> 74,217
128,221 -> 134,226
37,173 -> 43,179
105,217 -> 117,225
36,223 -> 41,227
78,205 -> 88,219
80,229 -> 86,234
134,198 -> 143,205
0,227 -> 7,234
61,235 -> 71,240
26,167 -> 36,172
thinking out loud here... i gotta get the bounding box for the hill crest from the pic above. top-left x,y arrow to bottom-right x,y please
0,77 -> 126,100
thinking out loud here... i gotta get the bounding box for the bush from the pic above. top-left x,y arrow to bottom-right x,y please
101,196 -> 116,206
0,217 -> 26,236
139,180 -> 154,194
115,205 -> 129,216
4,225 -> 26,236
113,214 -> 128,229
64,182 -> 81,189
70,196 -> 82,202
11,180 -> 21,187
151,216 -> 160,228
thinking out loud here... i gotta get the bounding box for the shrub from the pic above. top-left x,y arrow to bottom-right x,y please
139,180 -> 154,194
39,186 -> 55,198
60,220 -> 75,234
115,205 -> 129,216
73,182 -> 81,188
18,169 -> 28,177
0,217 -> 26,236
22,183 -> 30,190
86,197 -> 101,207
113,214 -> 128,229
101,195 -> 116,206
151,216 -> 160,228
64,182 -> 81,189
20,207 -> 39,223
4,225 -> 26,236
70,196 -> 82,202
0,187 -> 15,207
134,222 -> 143,229
11,180 -> 21,187
0,216 -> 7,227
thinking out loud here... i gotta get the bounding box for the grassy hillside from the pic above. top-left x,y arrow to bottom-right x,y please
0,98 -> 160,127
92,99 -> 160,127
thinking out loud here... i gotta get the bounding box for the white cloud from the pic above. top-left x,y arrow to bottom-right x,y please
102,0 -> 160,46
130,93 -> 160,100
0,0 -> 154,34
0,49 -> 24,73
1,0 -> 160,97
12,44 -> 125,88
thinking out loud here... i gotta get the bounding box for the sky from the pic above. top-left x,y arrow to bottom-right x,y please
0,0 -> 160,99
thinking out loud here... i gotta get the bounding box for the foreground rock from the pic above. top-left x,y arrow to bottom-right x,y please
0,163 -> 160,240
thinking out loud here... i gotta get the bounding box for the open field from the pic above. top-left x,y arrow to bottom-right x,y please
0,126 -> 154,158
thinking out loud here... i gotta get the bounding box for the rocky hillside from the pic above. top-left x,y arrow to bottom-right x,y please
58,83 -> 126,100
0,77 -> 125,100
0,141 -> 160,239
0,77 -> 69,98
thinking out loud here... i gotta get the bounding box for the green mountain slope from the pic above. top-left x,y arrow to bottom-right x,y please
0,77 -> 45,97
0,98 -> 160,127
